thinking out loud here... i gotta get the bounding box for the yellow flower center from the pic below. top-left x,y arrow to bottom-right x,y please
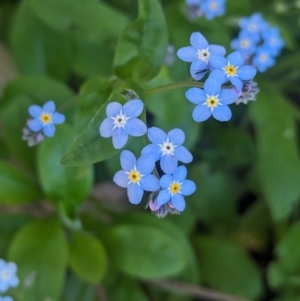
209,1 -> 218,10
240,39 -> 250,48
128,170 -> 141,183
40,113 -> 52,124
206,96 -> 219,108
169,182 -> 181,195
224,65 -> 237,76
259,54 -> 268,62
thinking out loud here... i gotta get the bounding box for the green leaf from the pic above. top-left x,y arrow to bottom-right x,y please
195,236 -> 262,299
249,81 -> 300,221
69,231 -> 107,284
0,160 -> 40,204
104,225 -> 187,279
8,218 -> 68,301
37,124 -> 93,205
113,0 -> 168,82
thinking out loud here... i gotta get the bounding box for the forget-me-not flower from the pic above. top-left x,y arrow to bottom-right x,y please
239,13 -> 267,41
157,166 -> 196,212
231,31 -> 258,58
0,296 -> 13,301
113,150 -> 160,204
28,101 -> 65,137
141,127 -> 193,174
262,27 -> 284,56
185,78 -> 237,122
201,0 -> 226,20
177,32 -> 226,80
99,100 -> 147,149
0,259 -> 19,293
252,46 -> 275,73
209,51 -> 257,90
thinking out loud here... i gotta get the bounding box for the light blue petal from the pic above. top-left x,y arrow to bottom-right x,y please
174,146 -> 193,164
160,155 -> 178,174
209,45 -> 226,56
177,46 -> 197,62
209,54 -> 227,68
43,100 -> 55,113
28,119 -> 43,131
190,32 -> 209,49
137,154 -> 155,174
120,150 -> 136,171
190,60 -> 208,80
113,170 -> 129,188
141,144 -> 161,161
99,118 -> 114,137
230,77 -> 243,90
140,174 -> 160,191
123,99 -> 143,117
212,105 -> 232,122
227,51 -> 244,66
127,184 -> 144,204
112,128 -> 128,149
160,174 -> 173,189
237,65 -> 257,80
106,102 -> 122,117
29,105 -> 43,118
192,105 -> 212,122
125,118 -> 147,136
219,88 -> 238,105
185,88 -> 206,105
10,275 -> 19,286
157,189 -> 171,206
173,165 -> 187,182
43,124 -> 55,137
52,112 -> 65,124
148,127 -> 167,144
171,194 -> 186,212
204,77 -> 221,95
208,69 -> 227,84
181,180 -> 196,196
168,128 -> 185,145
7,262 -> 17,273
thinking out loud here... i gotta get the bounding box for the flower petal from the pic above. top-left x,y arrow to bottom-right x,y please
125,118 -> 147,136
209,54 -> 227,68
29,105 -> 43,118
28,119 -> 43,131
106,102 -> 122,117
127,184 -> 144,204
112,128 -> 128,149
99,118 -> 114,137
120,150 -> 136,171
192,105 -> 212,122
173,165 -> 187,182
237,65 -> 257,80
180,180 -> 196,196
190,60 -> 208,80
227,51 -> 244,66
230,76 -> 243,90
52,112 -> 65,124
204,77 -> 221,95
123,99 -> 143,117
208,69 -> 227,84
43,124 -> 55,137
212,105 -> 232,122
43,100 -> 55,113
160,174 -> 173,189
157,189 -> 171,206
140,174 -> 160,191
168,128 -> 185,145
190,32 -> 209,49
160,155 -> 178,174
185,88 -> 206,105
137,154 -> 155,174
177,46 -> 197,62
148,127 -> 167,144
171,194 -> 186,212
209,45 -> 226,56
113,170 -> 129,188
174,146 -> 193,164
219,88 -> 238,105
141,144 -> 161,161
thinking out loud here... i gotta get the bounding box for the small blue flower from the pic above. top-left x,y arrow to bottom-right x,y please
252,46 -> 275,73
141,127 -> 193,174
239,13 -> 267,40
231,31 -> 258,58
157,166 -> 196,212
99,100 -> 147,149
28,101 -> 65,137
177,32 -> 226,80
0,296 -> 13,301
186,78 -> 237,122
209,51 -> 257,90
262,27 -> 284,56
0,259 -> 19,293
201,0 -> 226,20
113,150 -> 160,204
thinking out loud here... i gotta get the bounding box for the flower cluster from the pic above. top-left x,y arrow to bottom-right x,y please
23,100 -> 65,146
99,100 -> 196,217
177,31 -> 258,118
186,0 -> 226,20
0,259 -> 19,301
231,13 -> 285,73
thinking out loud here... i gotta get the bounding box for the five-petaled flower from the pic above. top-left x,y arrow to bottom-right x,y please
113,150 -> 160,204
157,166 -> 196,212
141,127 -> 193,174
177,32 -> 226,80
99,100 -> 147,149
185,78 -> 237,122
28,100 -> 65,137
209,51 -> 257,90
0,259 -> 19,293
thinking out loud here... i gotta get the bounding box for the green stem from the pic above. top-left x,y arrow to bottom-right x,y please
143,80 -> 204,96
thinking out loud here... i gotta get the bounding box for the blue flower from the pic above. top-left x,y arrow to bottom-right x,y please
0,259 -> 19,293
141,127 -> 193,174
201,0 -> 226,20
262,27 -> 284,56
239,13 -> 267,40
0,296 -> 13,301
185,78 -> 237,122
209,51 -> 257,90
99,100 -> 147,149
231,31 -> 258,58
252,46 -> 275,73
113,150 -> 160,204
28,101 -> 65,137
157,166 -> 196,212
177,32 -> 226,80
